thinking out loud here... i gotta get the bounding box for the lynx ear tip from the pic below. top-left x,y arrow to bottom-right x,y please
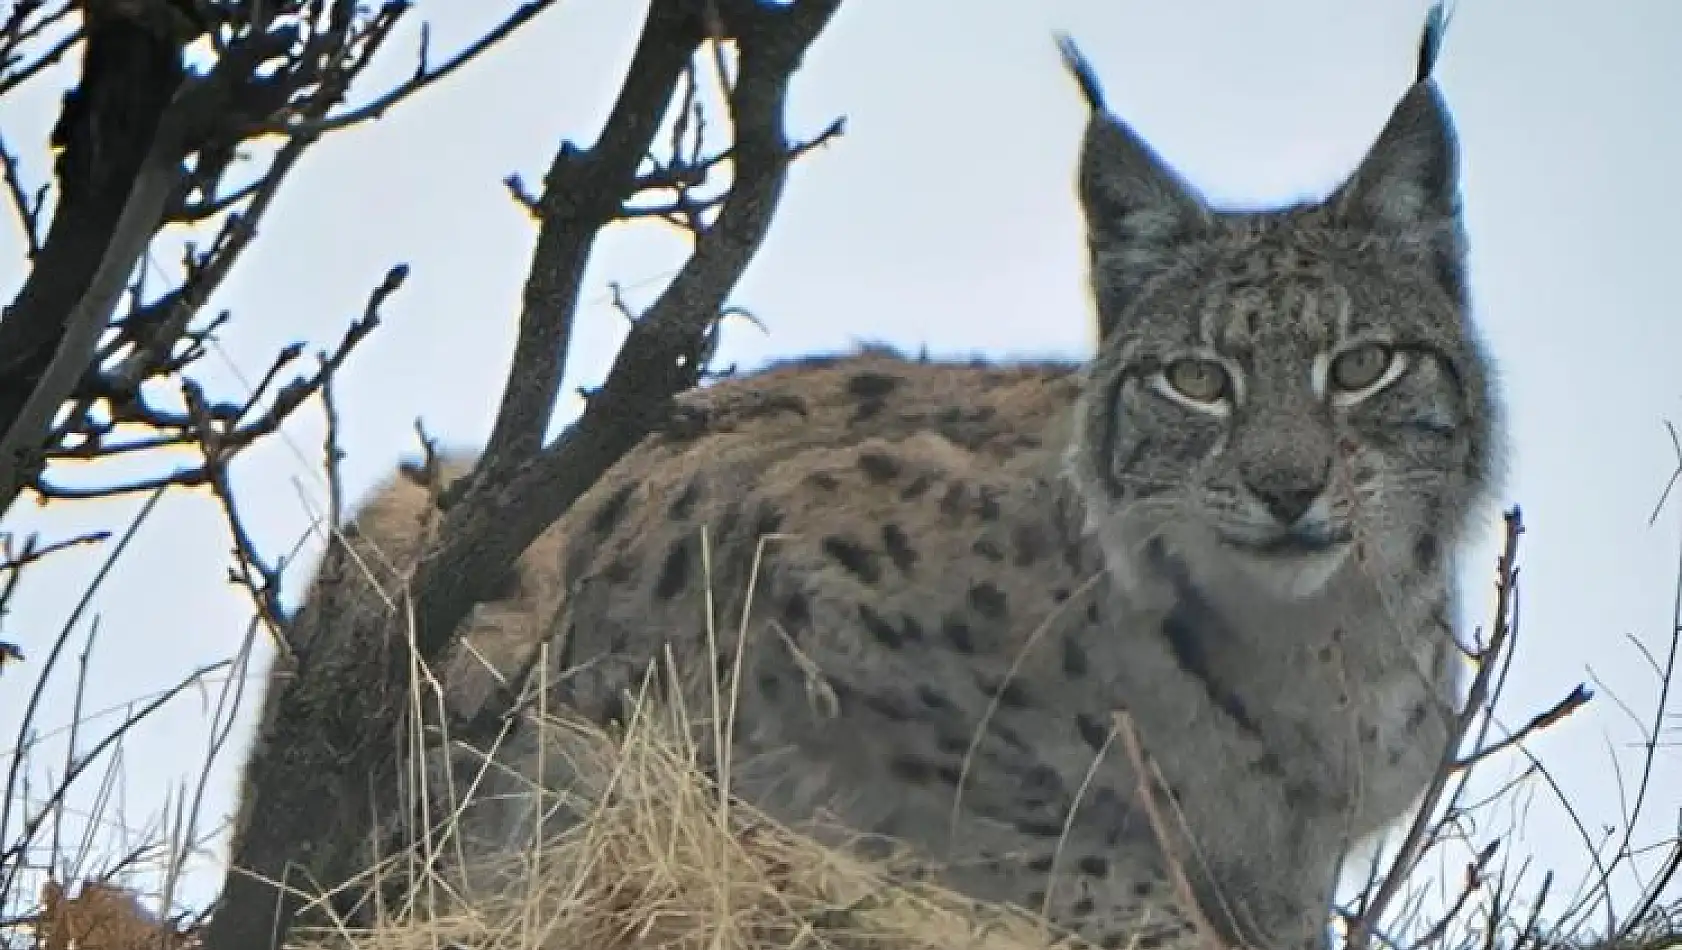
1054,32 -> 1107,113
1415,1 -> 1450,83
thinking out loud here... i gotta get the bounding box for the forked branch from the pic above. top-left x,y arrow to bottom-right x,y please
205,3 -> 843,950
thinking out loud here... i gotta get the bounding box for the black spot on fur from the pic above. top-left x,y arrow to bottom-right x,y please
1414,530 -> 1441,572
968,581 -> 1008,619
668,479 -> 702,520
1404,701 -> 1430,731
880,524 -> 918,574
1061,638 -> 1089,679
939,482 -> 969,517
658,405 -> 712,442
1253,752 -> 1286,777
916,684 -> 955,710
862,692 -> 915,721
782,591 -> 811,628
807,471 -> 841,491
1077,855 -> 1109,878
1161,589 -> 1260,736
600,692 -> 627,726
852,397 -> 887,422
888,757 -> 936,784
899,613 -> 925,642
934,405 -> 1004,452
990,721 -> 1032,752
901,474 -> 935,500
857,451 -> 901,483
1027,854 -> 1055,873
1285,781 -> 1328,811
589,483 -> 636,535
746,393 -> 809,419
846,371 -> 901,399
942,617 -> 976,653
935,732 -> 970,756
1014,818 -> 1064,838
752,504 -> 784,538
971,537 -> 1005,562
715,501 -> 743,539
653,539 -> 691,600
1071,897 -> 1096,916
757,672 -> 781,700
1076,714 -> 1109,752
975,671 -> 1032,708
564,545 -> 592,586
1132,881 -> 1154,898
827,679 -> 855,713
858,604 -> 904,648
977,486 -> 1002,521
822,535 -> 880,583
1012,524 -> 1047,566
603,555 -> 638,583
1022,764 -> 1066,802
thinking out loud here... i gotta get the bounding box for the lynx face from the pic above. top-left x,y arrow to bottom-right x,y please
1066,83 -> 1501,601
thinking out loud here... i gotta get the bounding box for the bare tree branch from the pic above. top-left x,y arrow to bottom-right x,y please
0,0 -> 192,506
0,1 -> 556,517
479,0 -> 707,466
205,3 -> 843,949
1347,508 -> 1526,950
254,1 -> 561,137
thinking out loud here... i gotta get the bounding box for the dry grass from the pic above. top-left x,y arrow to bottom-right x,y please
281,684 -> 1132,950
260,509 -> 1678,950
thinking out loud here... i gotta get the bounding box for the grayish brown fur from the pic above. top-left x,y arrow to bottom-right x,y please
236,52 -> 1501,950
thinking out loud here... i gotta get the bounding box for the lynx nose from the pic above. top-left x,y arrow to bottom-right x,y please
1245,469 -> 1327,526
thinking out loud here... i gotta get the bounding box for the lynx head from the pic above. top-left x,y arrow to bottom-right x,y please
1061,53 -> 1502,603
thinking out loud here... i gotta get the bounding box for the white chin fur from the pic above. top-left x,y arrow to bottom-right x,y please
1086,515 -> 1352,606
1228,545 -> 1352,600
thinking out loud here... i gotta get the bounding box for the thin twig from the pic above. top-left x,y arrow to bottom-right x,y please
1348,508 -> 1526,950
253,2 -> 559,136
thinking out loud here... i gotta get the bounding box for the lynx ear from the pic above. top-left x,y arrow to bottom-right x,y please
1329,4 -> 1463,293
1330,79 -> 1466,301
1059,35 -> 1211,341
1333,82 -> 1459,235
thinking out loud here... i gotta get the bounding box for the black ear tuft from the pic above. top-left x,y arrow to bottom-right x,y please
1415,2 -> 1452,83
1060,38 -> 1212,342
1055,33 -> 1106,113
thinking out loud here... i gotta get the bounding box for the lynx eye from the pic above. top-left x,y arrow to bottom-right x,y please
1329,344 -> 1395,393
1163,359 -> 1230,403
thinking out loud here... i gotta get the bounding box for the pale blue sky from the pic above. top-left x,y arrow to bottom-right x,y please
1,0 -> 1678,932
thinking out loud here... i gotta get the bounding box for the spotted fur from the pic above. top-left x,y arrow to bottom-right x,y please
242,51 -> 1502,950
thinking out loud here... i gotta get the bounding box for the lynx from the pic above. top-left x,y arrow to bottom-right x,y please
236,36 -> 1501,950
471,49 -> 1499,949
